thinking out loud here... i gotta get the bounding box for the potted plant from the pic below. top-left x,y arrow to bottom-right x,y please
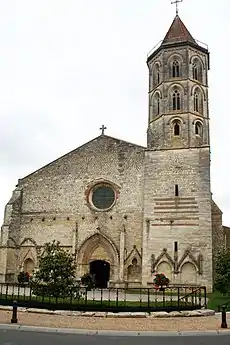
153,273 -> 170,291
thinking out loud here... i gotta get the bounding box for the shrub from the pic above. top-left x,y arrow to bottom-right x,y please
30,240 -> 81,299
18,272 -> 30,284
214,248 -> 230,295
81,273 -> 95,290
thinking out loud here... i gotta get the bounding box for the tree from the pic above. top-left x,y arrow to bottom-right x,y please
214,248 -> 230,295
31,240 -> 80,298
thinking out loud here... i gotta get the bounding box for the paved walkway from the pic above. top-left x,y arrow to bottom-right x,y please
0,310 -> 229,332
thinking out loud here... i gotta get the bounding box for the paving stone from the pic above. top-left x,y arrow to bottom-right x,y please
116,312 -> 133,318
168,311 -> 182,317
54,310 -> 81,316
128,312 -> 147,318
149,311 -> 170,318
196,309 -> 215,316
106,312 -> 118,318
17,307 -> 27,312
0,306 -> 12,311
187,310 -> 202,317
180,310 -> 191,316
80,311 -> 96,317
26,308 -> 54,314
94,311 -> 107,317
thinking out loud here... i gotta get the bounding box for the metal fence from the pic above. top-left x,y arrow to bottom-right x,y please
0,283 -> 207,312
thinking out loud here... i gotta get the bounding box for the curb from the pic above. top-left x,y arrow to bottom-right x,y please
0,306 -> 215,318
1,324 -> 230,336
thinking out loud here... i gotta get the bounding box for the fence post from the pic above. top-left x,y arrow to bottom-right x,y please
11,300 -> 18,324
221,305 -> 228,329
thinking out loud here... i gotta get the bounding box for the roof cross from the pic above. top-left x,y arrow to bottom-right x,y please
100,125 -> 107,135
171,0 -> 183,15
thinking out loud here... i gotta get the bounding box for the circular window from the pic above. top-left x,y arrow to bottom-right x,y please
91,185 -> 115,210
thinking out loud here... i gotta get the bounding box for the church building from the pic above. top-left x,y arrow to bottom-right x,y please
0,14 -> 227,292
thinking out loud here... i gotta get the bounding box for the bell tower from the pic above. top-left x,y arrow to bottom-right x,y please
147,15 -> 210,150
142,14 -> 213,291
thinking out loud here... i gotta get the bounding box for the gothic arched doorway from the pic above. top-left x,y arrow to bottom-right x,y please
90,260 -> 110,288
77,233 -> 119,282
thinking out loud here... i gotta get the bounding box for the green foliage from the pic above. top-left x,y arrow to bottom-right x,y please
31,240 -> 80,298
81,273 -> 95,290
153,273 -> 170,287
214,248 -> 230,295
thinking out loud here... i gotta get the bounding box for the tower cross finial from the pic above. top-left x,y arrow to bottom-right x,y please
100,125 -> 107,135
171,0 -> 183,15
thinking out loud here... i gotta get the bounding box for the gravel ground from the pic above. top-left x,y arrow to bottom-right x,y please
0,310 -> 230,331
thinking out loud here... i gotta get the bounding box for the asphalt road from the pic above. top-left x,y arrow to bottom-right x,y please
0,329 -> 230,345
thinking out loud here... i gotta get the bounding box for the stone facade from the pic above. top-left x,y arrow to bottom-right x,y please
0,15 -> 227,292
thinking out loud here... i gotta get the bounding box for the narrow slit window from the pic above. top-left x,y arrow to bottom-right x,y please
195,122 -> 203,136
157,65 -> 160,84
175,184 -> 179,196
174,123 -> 180,136
174,241 -> 178,252
157,96 -> 160,115
194,92 -> 199,112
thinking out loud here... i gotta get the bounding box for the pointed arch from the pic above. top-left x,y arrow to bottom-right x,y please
77,232 -> 119,266
125,245 -> 142,266
152,91 -> 161,116
193,87 -> 203,114
178,248 -> 201,274
151,248 -> 175,273
180,262 -> 197,285
156,261 -> 173,281
19,248 -> 37,270
195,121 -> 203,136
168,84 -> 184,112
172,60 -> 180,78
20,237 -> 37,247
23,258 -> 35,274
191,56 -> 203,83
170,117 -> 183,137
167,53 -> 183,79
152,62 -> 161,87
7,237 -> 19,248
172,89 -> 181,110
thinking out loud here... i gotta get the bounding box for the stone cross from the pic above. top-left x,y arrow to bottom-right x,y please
100,125 -> 107,135
171,0 -> 183,15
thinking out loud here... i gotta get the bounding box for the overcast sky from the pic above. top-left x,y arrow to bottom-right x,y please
0,0 -> 230,225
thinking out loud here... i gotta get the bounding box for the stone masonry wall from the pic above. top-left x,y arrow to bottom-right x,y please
142,147 -> 213,291
16,136 -> 145,282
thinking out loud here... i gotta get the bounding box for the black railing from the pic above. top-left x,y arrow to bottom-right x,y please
0,283 -> 207,313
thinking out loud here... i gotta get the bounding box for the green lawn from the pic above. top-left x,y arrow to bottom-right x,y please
207,291 -> 230,311
0,293 -> 197,311
126,288 -> 205,297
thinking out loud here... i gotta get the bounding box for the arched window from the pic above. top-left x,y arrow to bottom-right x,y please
153,93 -> 160,116
172,89 -> 181,110
192,60 -> 202,83
174,122 -> 180,136
193,89 -> 203,114
195,122 -> 203,136
156,65 -> 160,84
153,64 -> 160,86
194,92 -> 199,112
172,60 -> 180,78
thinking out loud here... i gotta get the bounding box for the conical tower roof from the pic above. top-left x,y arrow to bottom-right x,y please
161,15 -> 197,45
